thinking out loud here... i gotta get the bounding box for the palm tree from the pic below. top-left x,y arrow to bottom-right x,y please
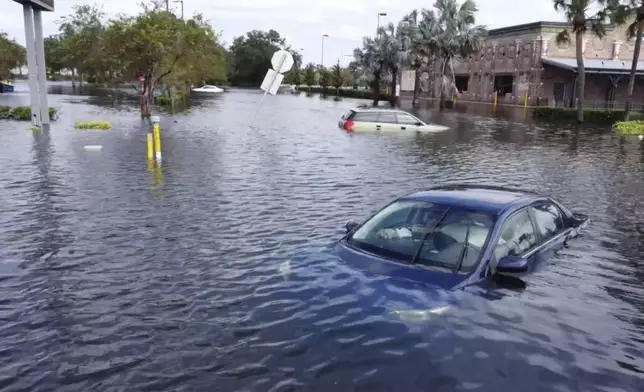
433,0 -> 486,108
401,9 -> 440,107
553,0 -> 615,123
378,22 -> 412,107
613,1 -> 644,121
353,35 -> 387,106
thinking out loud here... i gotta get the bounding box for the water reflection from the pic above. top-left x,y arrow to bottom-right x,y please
0,89 -> 643,390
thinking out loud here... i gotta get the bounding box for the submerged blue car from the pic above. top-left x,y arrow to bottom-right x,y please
336,184 -> 589,291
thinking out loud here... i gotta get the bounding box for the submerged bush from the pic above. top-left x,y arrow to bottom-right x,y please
534,107 -> 643,123
0,106 -> 59,121
156,94 -> 172,106
614,120 -> 644,136
74,121 -> 112,130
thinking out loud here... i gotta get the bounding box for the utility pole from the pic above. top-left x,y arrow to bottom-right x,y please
165,0 -> 169,11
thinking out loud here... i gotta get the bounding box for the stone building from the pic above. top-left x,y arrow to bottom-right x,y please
401,19 -> 644,108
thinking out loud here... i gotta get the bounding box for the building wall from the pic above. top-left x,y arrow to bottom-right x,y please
424,17 -> 644,105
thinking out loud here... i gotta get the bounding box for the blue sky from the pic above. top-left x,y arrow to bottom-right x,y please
3,0 -> 569,67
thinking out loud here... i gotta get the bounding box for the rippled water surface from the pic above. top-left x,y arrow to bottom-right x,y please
1,82 -> 644,391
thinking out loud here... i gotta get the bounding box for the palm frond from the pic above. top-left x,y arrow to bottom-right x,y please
556,29 -> 571,45
553,0 -> 568,12
626,20 -> 638,40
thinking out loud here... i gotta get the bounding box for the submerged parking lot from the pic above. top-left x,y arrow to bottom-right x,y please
0,82 -> 643,391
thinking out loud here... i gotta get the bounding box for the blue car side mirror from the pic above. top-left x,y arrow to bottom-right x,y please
495,256 -> 529,274
346,221 -> 359,234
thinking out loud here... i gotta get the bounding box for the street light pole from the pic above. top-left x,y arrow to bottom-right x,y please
321,34 -> 328,67
377,12 -> 387,36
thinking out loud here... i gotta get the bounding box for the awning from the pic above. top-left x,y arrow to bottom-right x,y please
541,57 -> 644,75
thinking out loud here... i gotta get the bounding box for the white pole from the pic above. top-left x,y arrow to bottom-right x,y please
34,8 -> 50,126
22,4 -> 41,127
250,53 -> 288,127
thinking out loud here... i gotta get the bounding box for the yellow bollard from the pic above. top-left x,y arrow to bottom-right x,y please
147,133 -> 154,160
493,91 -> 498,111
153,124 -> 161,159
524,93 -> 529,109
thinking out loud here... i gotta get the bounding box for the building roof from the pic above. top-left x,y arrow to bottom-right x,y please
402,184 -> 540,215
542,57 -> 644,75
488,20 -> 615,37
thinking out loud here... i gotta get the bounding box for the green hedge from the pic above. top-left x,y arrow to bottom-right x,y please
0,106 -> 58,121
74,121 -> 112,130
298,86 -> 389,101
534,107 -> 642,123
614,120 -> 644,136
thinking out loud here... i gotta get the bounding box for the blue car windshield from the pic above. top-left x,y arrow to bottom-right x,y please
347,200 -> 496,271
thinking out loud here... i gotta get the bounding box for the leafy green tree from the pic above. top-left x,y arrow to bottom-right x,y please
319,67 -> 330,93
613,1 -> 644,120
553,0 -> 615,122
44,36 -> 66,78
304,63 -> 316,91
57,4 -> 109,85
332,61 -> 343,95
0,32 -> 25,80
228,29 -> 300,86
104,7 -> 223,116
283,50 -> 303,85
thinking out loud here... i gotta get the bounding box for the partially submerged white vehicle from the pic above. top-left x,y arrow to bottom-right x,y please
339,106 -> 449,134
191,85 -> 224,94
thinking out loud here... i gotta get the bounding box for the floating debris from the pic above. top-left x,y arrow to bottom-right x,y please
389,305 -> 452,322
83,145 -> 103,151
278,260 -> 292,280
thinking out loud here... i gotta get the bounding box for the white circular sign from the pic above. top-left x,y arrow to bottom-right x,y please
271,50 -> 294,73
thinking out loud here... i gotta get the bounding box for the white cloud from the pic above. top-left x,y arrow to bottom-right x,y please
2,0 -> 567,67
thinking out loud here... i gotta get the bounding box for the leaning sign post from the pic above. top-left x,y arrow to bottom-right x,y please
13,1 -> 55,128
249,49 -> 294,127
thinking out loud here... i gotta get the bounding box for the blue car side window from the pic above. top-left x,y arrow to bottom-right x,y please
492,209 -> 539,266
530,203 -> 565,242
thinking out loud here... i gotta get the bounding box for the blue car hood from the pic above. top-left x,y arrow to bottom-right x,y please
334,240 -> 470,292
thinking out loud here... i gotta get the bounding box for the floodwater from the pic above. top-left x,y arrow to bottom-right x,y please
1,81 -> 643,392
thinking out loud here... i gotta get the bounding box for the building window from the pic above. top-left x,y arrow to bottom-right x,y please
455,76 -> 469,92
494,75 -> 514,96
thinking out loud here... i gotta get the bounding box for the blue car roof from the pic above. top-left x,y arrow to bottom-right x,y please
401,184 -> 542,215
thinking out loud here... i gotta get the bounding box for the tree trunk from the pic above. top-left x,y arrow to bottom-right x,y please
439,57 -> 448,109
575,31 -> 585,123
372,74 -> 381,106
391,69 -> 398,107
449,58 -> 458,102
71,69 -> 76,88
412,68 -> 420,107
625,18 -> 644,122
140,79 -> 153,118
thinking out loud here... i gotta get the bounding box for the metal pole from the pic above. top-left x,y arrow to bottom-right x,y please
166,0 -> 169,11
22,4 -> 40,127
33,8 -> 49,125
321,36 -> 324,67
377,14 -> 380,35
181,1 -> 184,20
